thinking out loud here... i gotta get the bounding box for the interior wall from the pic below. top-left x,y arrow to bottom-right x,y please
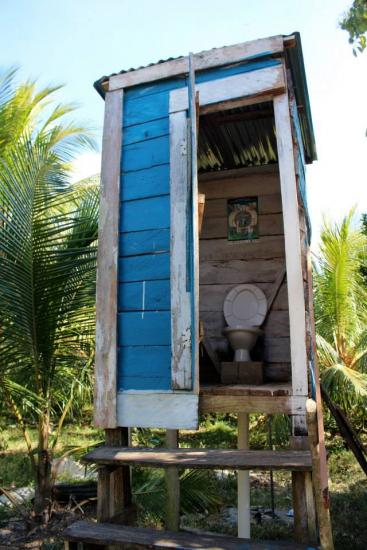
199,165 -> 291,383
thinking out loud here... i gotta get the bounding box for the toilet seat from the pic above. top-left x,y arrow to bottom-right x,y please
223,284 -> 267,328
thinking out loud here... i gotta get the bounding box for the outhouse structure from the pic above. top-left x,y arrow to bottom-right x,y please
65,33 -> 333,549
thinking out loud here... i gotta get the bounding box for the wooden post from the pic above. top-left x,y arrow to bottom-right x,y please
274,89 -> 309,542
273,92 -> 308,434
97,428 -> 133,524
94,89 -> 123,429
165,429 -> 180,531
237,413 -> 250,538
306,399 -> 334,550
305,471 -> 318,544
290,436 -> 317,544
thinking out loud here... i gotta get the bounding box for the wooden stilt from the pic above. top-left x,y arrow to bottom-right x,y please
305,471 -> 318,544
165,429 -> 180,531
290,436 -> 317,544
97,429 -> 133,525
291,471 -> 308,543
306,399 -> 334,550
237,412 -> 250,538
96,429 -> 134,550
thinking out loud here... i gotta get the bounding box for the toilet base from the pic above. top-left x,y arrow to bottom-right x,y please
221,361 -> 264,385
234,349 -> 251,362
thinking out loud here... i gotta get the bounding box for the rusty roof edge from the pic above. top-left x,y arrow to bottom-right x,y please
93,35 -> 284,98
93,32 -> 317,162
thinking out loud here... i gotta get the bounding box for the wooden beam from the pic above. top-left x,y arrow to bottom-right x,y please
170,65 -> 285,113
306,399 -> 334,550
169,110 -> 193,391
94,89 -> 123,429
105,428 -> 132,520
199,394 -> 306,415
97,429 -> 133,525
64,519 -> 311,549
200,108 -> 274,126
238,413 -> 250,538
165,430 -> 180,531
188,52 -> 200,394
273,92 -> 308,433
83,447 -> 312,471
306,251 -> 331,499
107,35 -> 285,91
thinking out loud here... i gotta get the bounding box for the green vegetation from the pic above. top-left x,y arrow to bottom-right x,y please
0,69 -> 98,522
314,210 -> 367,412
340,0 -> 367,55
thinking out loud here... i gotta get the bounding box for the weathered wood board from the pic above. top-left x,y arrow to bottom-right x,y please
198,168 -> 291,379
84,447 -> 312,470
64,519 -> 312,549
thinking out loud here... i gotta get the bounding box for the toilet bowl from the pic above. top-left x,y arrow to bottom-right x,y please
222,284 -> 267,362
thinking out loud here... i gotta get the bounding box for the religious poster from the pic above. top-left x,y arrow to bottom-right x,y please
227,197 -> 259,241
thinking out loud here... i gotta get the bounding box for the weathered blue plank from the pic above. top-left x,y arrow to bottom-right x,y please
119,228 -> 170,257
123,118 -> 169,146
196,56 -> 281,84
118,311 -> 171,346
118,346 -> 171,378
123,91 -> 169,127
119,279 -> 170,311
122,135 -> 169,172
118,354 -> 171,391
121,164 -> 169,201
124,78 -> 184,102
119,252 -> 170,282
120,195 -> 170,233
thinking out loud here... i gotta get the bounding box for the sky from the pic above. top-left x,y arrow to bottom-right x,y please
1,0 -> 367,247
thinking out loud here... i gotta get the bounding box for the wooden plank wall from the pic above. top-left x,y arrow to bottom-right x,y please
199,166 -> 291,383
118,59 -> 285,392
118,79 -> 183,391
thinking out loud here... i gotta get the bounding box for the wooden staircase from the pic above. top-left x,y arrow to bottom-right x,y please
63,399 -> 332,549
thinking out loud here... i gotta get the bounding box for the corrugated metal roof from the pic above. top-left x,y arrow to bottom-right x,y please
94,33 -> 316,163
94,56 -> 183,95
198,102 -> 277,172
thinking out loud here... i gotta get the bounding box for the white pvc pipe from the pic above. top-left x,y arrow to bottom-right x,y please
238,412 -> 250,538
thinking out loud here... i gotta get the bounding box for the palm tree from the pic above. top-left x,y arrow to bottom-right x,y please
0,68 -> 98,523
314,209 -> 367,411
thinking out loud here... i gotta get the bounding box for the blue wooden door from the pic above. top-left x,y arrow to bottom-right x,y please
116,72 -> 199,429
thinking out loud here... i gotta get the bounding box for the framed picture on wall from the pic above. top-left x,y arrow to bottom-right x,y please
227,197 -> 259,241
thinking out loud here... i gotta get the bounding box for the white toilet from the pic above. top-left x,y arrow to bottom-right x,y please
222,284 -> 267,362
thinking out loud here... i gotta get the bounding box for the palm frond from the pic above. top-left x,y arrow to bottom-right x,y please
314,209 -> 367,349
322,364 -> 367,410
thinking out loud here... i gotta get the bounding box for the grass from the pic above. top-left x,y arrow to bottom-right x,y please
0,423 -> 103,488
0,418 -> 366,548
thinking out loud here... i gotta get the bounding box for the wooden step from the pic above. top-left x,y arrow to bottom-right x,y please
83,447 -> 311,471
64,520 -> 314,549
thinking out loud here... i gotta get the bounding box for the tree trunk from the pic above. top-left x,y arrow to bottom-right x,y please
34,412 -> 52,524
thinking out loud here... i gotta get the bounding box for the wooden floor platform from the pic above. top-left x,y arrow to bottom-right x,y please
64,520 -> 316,549
199,383 -> 304,414
83,447 -> 311,471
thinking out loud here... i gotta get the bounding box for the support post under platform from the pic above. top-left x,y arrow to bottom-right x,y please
238,412 -> 250,538
165,429 -> 180,531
